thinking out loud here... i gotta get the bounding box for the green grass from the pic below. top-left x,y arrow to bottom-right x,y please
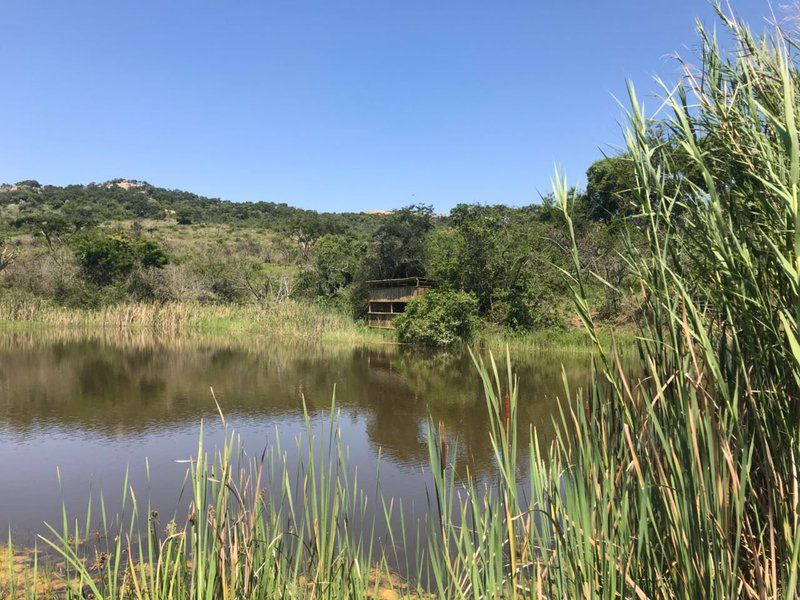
477,323 -> 637,352
20,404 -> 428,600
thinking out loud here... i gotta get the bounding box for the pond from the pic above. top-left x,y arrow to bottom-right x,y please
0,329 -> 594,544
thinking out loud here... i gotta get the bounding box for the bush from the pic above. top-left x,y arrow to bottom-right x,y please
137,238 -> 169,269
394,289 -> 478,347
72,231 -> 168,286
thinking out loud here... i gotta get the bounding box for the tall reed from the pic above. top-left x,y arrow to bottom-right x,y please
421,7 -> 800,598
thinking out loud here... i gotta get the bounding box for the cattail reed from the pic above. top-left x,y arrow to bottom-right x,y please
438,420 -> 447,473
503,392 -> 510,431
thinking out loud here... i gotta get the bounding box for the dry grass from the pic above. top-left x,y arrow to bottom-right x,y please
0,545 -> 74,599
0,298 -> 390,344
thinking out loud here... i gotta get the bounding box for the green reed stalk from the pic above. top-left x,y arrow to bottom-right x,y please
418,7 -> 800,599
36,400 -> 401,599
535,7 -> 800,597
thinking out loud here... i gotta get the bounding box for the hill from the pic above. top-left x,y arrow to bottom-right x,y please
0,178 -> 382,234
0,171 -> 632,334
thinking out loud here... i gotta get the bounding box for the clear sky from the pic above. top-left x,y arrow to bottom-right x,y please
0,1 -> 773,212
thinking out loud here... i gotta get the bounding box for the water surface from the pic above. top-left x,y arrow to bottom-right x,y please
0,329 -> 592,542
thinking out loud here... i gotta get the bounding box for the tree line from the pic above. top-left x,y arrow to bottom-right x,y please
0,155 -> 644,338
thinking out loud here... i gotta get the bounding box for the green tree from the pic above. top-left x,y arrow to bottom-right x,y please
287,214 -> 340,260
14,179 -> 41,188
138,239 -> 169,268
424,226 -> 464,287
371,205 -> 434,279
428,204 -> 566,328
584,157 -> 637,222
294,234 -> 363,306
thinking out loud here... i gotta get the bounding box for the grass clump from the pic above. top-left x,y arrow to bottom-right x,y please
418,7 -> 800,597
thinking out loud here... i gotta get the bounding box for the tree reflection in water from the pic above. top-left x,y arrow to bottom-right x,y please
0,329 -> 599,540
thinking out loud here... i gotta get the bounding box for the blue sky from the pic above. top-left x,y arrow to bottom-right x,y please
0,1 -> 773,212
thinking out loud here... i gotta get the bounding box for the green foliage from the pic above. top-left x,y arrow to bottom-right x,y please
137,238 -> 169,268
40,406 -> 392,599
542,12 -> 800,597
11,212 -> 71,238
0,163 -> 644,331
394,289 -> 478,346
418,12 -> 800,599
423,226 -> 463,285
7,8 -> 800,600
426,203 -> 567,328
0,179 -> 381,235
370,204 -> 433,279
175,207 -> 195,225
583,156 -> 637,221
295,234 -> 361,298
72,231 -> 168,286
73,234 -> 135,285
14,179 -> 40,188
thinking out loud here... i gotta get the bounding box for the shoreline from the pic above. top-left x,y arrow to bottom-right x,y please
0,298 -> 630,352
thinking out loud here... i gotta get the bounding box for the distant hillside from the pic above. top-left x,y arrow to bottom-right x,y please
0,178 -> 383,235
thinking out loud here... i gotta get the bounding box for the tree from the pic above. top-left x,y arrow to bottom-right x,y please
175,207 -> 196,225
423,226 -> 464,288
371,205 -> 434,279
312,234 -> 361,295
293,234 -> 366,312
287,214 -> 339,261
137,239 -> 169,269
10,212 -> 71,249
584,156 -> 638,222
583,132 -> 702,225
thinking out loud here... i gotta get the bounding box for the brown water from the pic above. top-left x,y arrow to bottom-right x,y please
0,329 -> 593,542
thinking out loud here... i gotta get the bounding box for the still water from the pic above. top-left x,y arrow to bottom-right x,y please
0,329 -> 592,542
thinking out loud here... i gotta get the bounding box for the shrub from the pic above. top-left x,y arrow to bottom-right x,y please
394,289 -> 478,346
72,231 -> 169,286
137,238 -> 169,269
